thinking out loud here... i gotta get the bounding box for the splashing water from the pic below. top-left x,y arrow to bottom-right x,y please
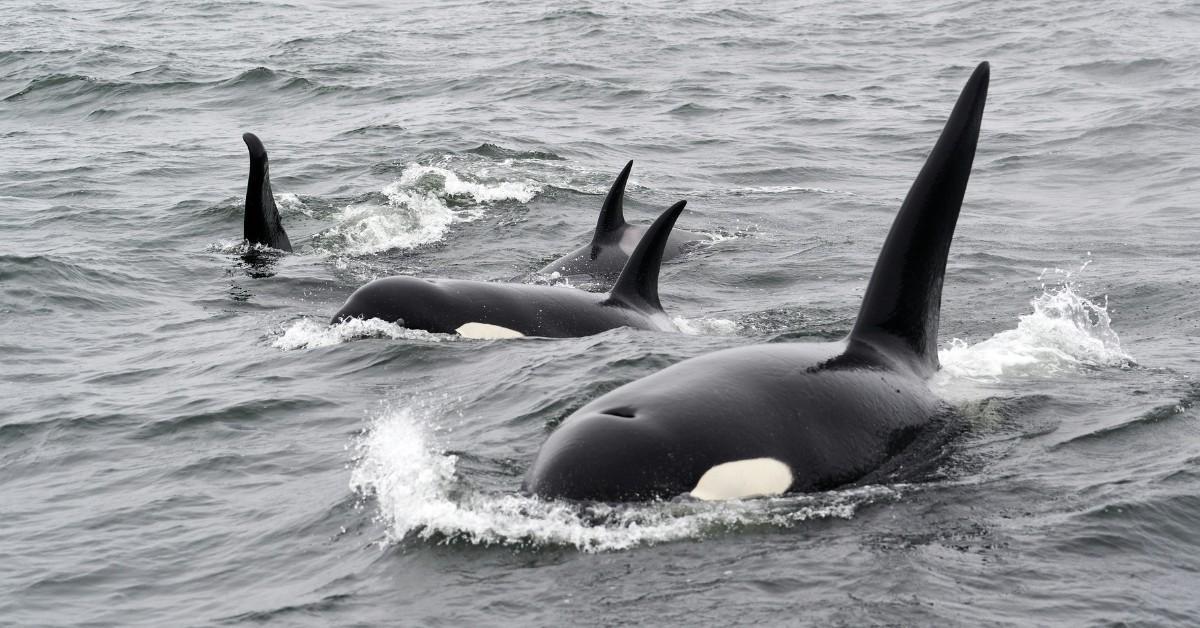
274,192 -> 312,217
273,317 -> 454,350
673,316 -> 738,336
318,164 -> 540,256
398,164 -> 540,204
349,404 -> 900,552
939,282 -> 1133,380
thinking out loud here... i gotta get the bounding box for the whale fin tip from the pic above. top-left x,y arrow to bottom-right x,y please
242,132 -> 293,253
608,200 -> 686,312
592,160 -> 632,242
849,62 -> 989,375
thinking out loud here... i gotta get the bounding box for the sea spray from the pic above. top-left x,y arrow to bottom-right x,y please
349,403 -> 900,552
939,280 -> 1133,380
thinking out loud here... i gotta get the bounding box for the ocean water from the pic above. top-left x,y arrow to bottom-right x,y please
3,0 -> 1200,625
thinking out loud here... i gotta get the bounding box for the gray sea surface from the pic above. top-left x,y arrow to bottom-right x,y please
3,0 -> 1200,625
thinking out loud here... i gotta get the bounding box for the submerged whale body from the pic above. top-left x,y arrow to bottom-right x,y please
241,133 -> 292,252
538,161 -> 706,284
524,62 -> 991,502
331,201 -> 690,338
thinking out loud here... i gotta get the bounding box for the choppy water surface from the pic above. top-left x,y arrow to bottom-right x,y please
4,1 -> 1200,625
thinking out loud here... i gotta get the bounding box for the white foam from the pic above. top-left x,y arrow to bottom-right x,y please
673,316 -> 738,336
275,192 -> 312,216
399,164 -> 539,204
937,283 -> 1133,380
697,230 -> 738,244
321,164 -> 541,256
273,317 -> 452,350
208,238 -> 247,254
207,239 -> 289,255
349,404 -> 899,552
721,185 -> 857,197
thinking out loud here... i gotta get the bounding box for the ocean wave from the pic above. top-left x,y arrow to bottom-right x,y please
3,72 -> 198,103
1050,384 -> 1200,451
3,73 -> 98,101
0,254 -> 152,312
465,143 -> 563,161
349,404 -> 900,552
1060,57 -> 1172,78
4,66 -> 354,109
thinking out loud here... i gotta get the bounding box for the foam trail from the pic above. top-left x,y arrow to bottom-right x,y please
273,317 -> 452,350
322,164 -> 540,256
673,316 -> 738,336
398,164 -> 539,203
349,404 -> 899,552
938,283 -> 1133,380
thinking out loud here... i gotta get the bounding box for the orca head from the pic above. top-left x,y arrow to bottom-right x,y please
330,276 -> 442,327
524,397 -> 803,502
523,404 -> 698,502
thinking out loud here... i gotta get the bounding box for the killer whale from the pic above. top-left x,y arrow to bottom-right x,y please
331,200 -> 689,338
524,62 -> 990,502
241,133 -> 292,252
537,161 -> 706,283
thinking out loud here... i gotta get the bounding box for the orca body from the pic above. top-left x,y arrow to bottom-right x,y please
242,133 -> 292,252
524,63 -> 990,502
538,161 -> 706,283
331,201 -> 689,338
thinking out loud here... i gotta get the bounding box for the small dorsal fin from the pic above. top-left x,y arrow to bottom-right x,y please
848,62 -> 989,376
608,200 -> 687,311
242,133 -> 293,252
591,160 -> 632,242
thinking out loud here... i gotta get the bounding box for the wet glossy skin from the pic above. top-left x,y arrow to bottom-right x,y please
331,276 -> 675,337
523,339 -> 944,501
536,160 -> 706,284
539,225 -> 706,283
333,201 -> 690,338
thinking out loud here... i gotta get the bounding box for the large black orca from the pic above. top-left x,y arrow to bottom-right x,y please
242,133 -> 292,252
538,161 -> 706,283
331,201 -> 690,338
523,62 -> 990,502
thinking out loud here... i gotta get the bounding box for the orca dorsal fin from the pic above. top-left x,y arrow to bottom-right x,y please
607,200 -> 687,312
848,62 -> 989,377
242,132 -> 293,252
591,160 -> 632,243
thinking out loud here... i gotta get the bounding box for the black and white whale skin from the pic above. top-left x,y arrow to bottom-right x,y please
331,201 -> 690,339
523,62 -> 990,502
241,133 -> 292,252
537,161 -> 706,283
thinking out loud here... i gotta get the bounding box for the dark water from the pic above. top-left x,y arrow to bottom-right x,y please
4,1 -> 1200,625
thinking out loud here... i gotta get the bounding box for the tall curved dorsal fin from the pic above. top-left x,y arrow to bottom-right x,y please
608,200 -> 687,312
591,160 -> 632,243
242,132 -> 293,252
848,62 -> 989,377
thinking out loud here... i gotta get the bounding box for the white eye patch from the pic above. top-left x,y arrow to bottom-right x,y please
689,458 -> 793,501
455,322 -> 525,339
